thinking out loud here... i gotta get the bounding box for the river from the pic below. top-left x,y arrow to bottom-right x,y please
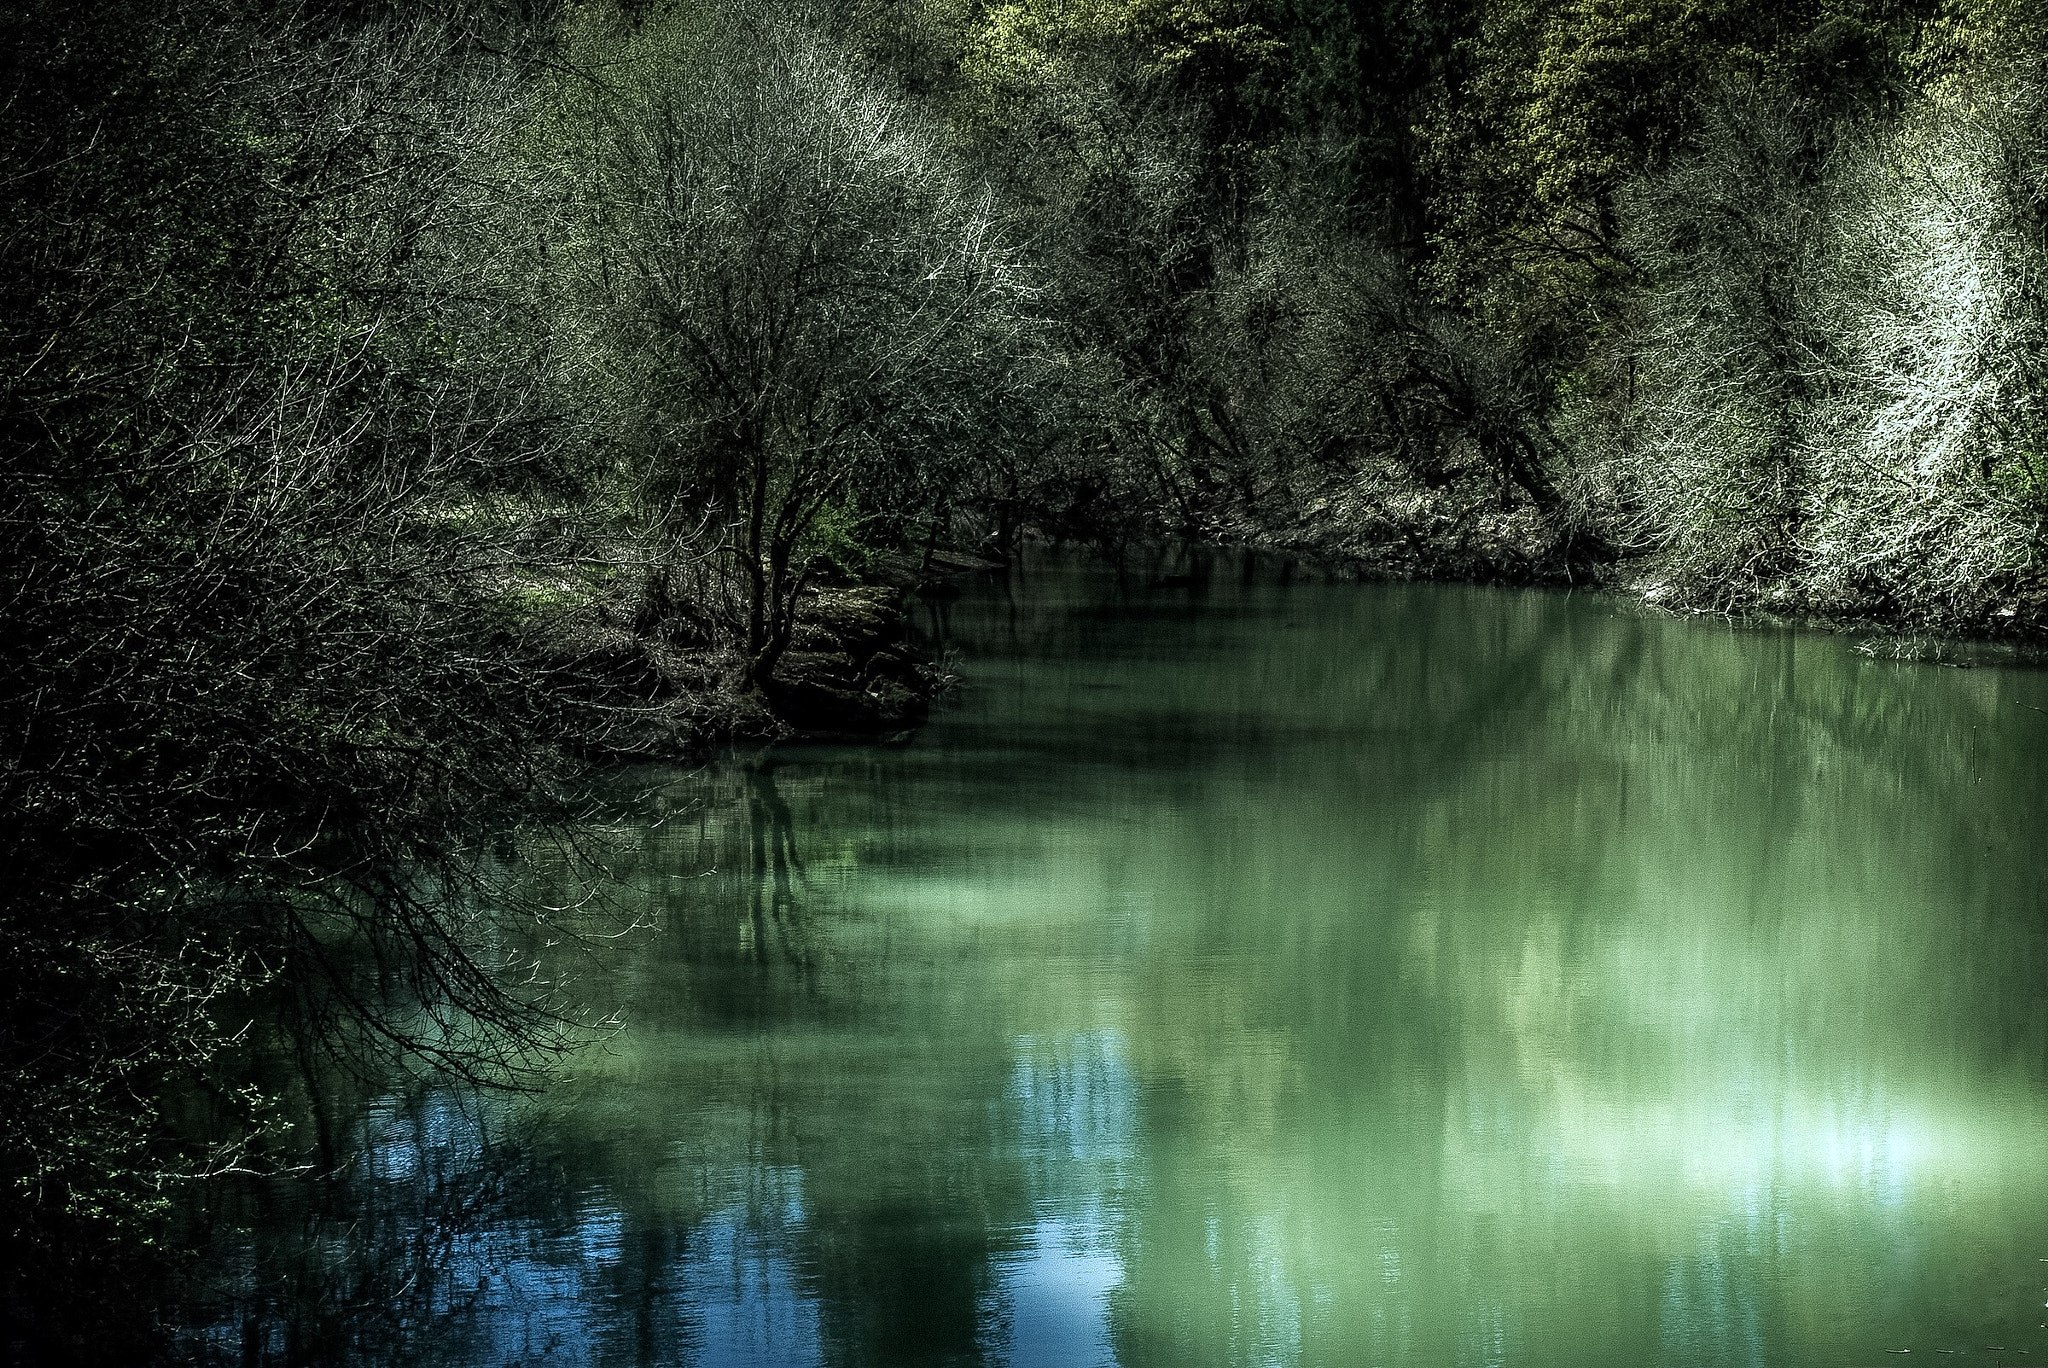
203,549 -> 2048,1367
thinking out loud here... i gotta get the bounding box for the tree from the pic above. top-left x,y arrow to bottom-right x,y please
0,2 -> 587,1349
555,6 -> 1033,693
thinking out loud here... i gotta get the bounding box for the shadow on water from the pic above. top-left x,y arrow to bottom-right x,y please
176,546 -> 2048,1367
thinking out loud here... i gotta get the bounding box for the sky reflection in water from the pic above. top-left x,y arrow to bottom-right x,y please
218,552 -> 2048,1367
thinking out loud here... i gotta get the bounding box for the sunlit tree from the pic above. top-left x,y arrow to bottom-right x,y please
556,9 -> 1034,691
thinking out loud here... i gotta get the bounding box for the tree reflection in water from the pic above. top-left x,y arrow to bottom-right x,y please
743,765 -> 811,982
171,550 -> 2048,1368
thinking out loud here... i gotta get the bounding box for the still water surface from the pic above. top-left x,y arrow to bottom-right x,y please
240,553 -> 2048,1366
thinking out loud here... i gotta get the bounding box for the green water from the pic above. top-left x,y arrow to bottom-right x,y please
236,553 -> 2048,1366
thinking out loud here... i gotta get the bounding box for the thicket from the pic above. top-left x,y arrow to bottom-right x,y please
0,0 -> 1039,1355
0,2 -> 601,1355
539,6 -> 1038,690
1618,66 -> 2048,622
846,0 -> 2048,629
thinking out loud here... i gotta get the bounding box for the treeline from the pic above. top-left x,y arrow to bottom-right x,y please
849,0 -> 2048,626
5,0 -> 2048,1358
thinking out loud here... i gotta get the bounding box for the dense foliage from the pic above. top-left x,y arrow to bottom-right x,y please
5,0 -> 2048,1358
0,2 -> 588,1356
863,0 -> 2048,618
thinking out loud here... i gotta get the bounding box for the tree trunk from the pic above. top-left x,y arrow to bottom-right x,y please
741,434 -> 771,691
747,534 -> 807,693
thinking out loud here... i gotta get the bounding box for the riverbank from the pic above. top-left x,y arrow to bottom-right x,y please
1219,486 -> 2048,651
524,566 -> 969,759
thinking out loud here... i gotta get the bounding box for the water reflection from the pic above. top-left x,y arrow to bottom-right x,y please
192,549 -> 2048,1366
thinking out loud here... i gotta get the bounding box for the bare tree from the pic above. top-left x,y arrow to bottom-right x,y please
0,5 -> 598,1345
553,8 -> 1033,692
1608,69 -> 2048,626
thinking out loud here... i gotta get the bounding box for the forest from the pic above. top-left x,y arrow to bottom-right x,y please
5,0 -> 2048,1358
